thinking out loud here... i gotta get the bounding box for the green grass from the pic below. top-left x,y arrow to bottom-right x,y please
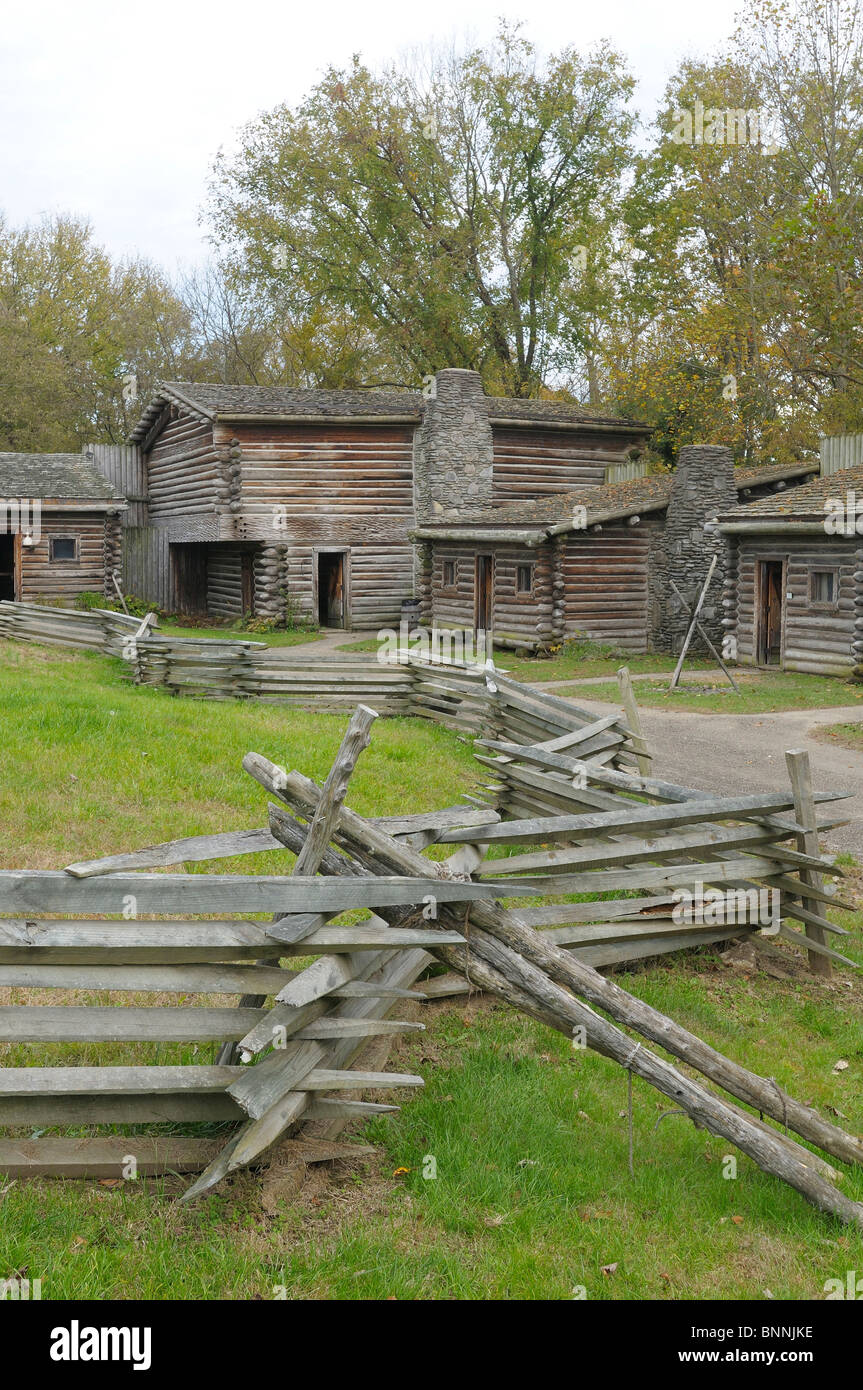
504,641 -> 699,684
816,723 -> 863,751
336,636 -> 700,685
2,960 -> 861,1300
0,644 -> 479,867
550,669 -> 863,715
157,620 -> 322,648
0,642 -> 861,1299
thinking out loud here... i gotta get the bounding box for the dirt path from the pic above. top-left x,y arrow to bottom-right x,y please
555,697 -> 863,857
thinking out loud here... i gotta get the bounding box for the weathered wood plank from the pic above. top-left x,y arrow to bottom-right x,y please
0,870 -> 507,914
0,1138 -> 224,1179
0,1006 -> 266,1042
0,963 -> 296,994
0,1065 -> 240,1095
297,1069 -> 425,1090
438,792 -> 842,846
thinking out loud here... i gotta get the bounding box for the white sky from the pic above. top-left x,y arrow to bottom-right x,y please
0,0 -> 743,273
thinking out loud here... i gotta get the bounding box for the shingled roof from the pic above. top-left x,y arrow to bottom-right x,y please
717,463 -> 863,524
0,452 -> 122,505
129,379 -> 650,444
412,462 -> 820,540
129,382 -> 426,441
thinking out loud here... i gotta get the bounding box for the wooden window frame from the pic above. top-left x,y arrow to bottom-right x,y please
48,535 -> 79,563
516,562 -> 535,598
441,559 -> 457,590
809,568 -> 839,609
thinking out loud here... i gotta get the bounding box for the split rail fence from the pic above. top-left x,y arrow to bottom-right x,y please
0,606 -> 860,1224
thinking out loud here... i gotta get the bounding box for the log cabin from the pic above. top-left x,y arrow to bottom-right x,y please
118,370 -> 651,627
0,452 -> 125,603
717,464 -> 863,677
414,442 -> 821,654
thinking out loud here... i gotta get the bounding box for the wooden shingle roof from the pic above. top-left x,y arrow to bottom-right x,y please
718,463 -> 863,523
0,452 -> 121,505
129,380 -> 650,443
413,463 -> 821,541
129,382 -> 425,441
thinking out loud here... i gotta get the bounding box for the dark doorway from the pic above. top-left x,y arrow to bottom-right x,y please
757,559 -> 784,666
0,534 -> 16,601
318,552 -> 346,628
171,545 -> 208,617
241,553 -> 255,617
475,554 -> 493,635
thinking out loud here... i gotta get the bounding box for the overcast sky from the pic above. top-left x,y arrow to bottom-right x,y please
0,0 -> 742,273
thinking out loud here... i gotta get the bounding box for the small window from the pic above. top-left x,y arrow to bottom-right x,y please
810,570 -> 837,605
49,537 -> 78,562
516,563 -> 534,595
442,560 -> 456,588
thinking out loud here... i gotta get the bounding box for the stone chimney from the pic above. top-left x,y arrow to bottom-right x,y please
413,369 -> 494,524
654,444 -> 738,654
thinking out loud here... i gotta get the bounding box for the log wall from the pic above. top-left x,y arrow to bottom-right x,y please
491,426 -> 625,503
734,536 -> 857,674
562,523 -> 652,651
19,512 -> 110,602
146,414 -> 223,524
427,541 -> 555,650
280,544 -> 415,630
206,547 -> 246,619
228,421 -> 414,543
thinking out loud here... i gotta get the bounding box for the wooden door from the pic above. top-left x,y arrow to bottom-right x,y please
0,534 -> 16,601
757,559 -> 784,666
475,554 -> 493,635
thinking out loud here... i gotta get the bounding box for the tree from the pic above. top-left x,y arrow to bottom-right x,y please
207,24 -> 635,396
0,213 -> 200,450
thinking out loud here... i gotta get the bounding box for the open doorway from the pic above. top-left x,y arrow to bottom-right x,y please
0,534 -> 17,601
756,559 -> 784,666
475,553 -> 493,636
317,551 -> 347,628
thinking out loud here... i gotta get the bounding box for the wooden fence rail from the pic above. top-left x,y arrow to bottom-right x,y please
0,603 -> 858,1221
0,603 -> 641,766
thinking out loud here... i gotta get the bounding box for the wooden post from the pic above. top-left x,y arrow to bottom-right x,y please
670,553 -> 717,688
616,666 -> 650,776
110,570 -> 129,615
785,749 -> 832,978
668,578 -> 739,691
218,704 -> 380,1064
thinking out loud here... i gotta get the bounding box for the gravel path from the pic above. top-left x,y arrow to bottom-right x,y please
558,696 -> 863,856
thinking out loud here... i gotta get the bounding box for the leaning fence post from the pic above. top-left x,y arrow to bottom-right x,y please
785,749 -> 833,978
616,666 -> 650,776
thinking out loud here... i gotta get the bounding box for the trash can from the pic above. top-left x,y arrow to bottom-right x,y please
401,598 -> 421,632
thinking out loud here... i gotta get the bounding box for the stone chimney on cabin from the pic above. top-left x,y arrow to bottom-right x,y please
413,369 -> 494,524
654,444 -> 738,654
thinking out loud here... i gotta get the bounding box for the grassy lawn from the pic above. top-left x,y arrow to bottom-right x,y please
157,620 -> 323,649
551,669 -> 863,715
816,723 -> 863,752
0,642 -> 861,1299
0,644 -> 477,868
337,636 -> 706,684
503,641 -> 699,683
